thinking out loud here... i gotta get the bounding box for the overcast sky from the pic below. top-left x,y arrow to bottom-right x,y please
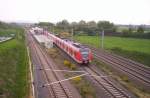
0,0 -> 150,24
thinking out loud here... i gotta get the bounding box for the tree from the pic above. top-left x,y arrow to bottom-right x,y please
122,29 -> 130,37
137,26 -> 144,33
71,22 -> 78,30
97,21 -> 115,32
38,22 -> 54,27
128,27 -> 133,33
37,22 -> 54,31
56,19 -> 70,30
79,20 -> 86,26
78,20 -> 87,31
87,21 -> 97,29
0,21 -> 11,29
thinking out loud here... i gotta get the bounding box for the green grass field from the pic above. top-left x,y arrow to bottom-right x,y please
74,36 -> 150,66
0,29 -> 28,98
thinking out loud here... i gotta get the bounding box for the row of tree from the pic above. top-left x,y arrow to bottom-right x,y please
36,20 -> 147,37
36,20 -> 116,34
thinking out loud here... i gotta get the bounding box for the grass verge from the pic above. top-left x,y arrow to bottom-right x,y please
110,47 -> 150,67
74,35 -> 150,66
0,29 -> 28,98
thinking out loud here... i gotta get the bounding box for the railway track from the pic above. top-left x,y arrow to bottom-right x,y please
29,33 -> 81,98
82,65 -> 132,98
28,33 -> 52,98
91,47 -> 150,90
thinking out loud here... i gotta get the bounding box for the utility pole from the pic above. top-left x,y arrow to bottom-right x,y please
71,28 -> 74,40
101,30 -> 104,48
52,26 -> 54,34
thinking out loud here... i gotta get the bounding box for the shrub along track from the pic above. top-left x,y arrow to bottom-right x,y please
28,32 -> 81,98
90,47 -> 150,91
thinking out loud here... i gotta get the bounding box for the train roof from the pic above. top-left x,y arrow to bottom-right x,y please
62,38 -> 88,49
47,32 -> 89,50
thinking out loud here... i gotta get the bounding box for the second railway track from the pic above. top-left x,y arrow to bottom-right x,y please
91,47 -> 150,90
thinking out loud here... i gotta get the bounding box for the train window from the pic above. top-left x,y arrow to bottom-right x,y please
68,48 -> 70,53
73,51 -> 75,56
64,46 -> 66,50
63,43 -> 65,48
70,49 -> 72,54
74,51 -> 76,56
70,49 -> 73,55
68,47 -> 69,52
59,41 -> 61,46
68,48 -> 71,53
67,46 -> 69,51
60,43 -> 61,46
69,48 -> 71,53
60,42 -> 62,47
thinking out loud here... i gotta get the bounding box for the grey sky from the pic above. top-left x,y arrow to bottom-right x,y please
0,0 -> 150,24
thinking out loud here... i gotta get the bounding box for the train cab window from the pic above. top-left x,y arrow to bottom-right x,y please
80,49 -> 89,59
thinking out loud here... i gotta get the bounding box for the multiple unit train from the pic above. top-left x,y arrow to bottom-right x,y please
31,27 -> 93,64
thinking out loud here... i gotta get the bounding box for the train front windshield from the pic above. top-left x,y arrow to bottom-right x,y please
80,49 -> 89,59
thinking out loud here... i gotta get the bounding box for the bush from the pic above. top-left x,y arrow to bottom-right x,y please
81,86 -> 89,94
64,60 -> 71,67
80,83 -> 94,97
47,48 -> 58,58
70,64 -> 76,70
72,76 -> 82,83
122,76 -> 129,82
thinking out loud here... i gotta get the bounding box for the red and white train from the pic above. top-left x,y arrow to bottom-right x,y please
47,32 -> 93,64
31,27 -> 93,64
